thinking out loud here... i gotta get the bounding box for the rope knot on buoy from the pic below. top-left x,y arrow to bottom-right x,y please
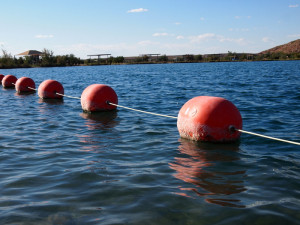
228,125 -> 237,133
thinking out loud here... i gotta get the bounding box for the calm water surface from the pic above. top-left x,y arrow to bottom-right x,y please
0,61 -> 300,224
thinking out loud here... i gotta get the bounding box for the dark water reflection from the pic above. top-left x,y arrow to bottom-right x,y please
170,139 -> 246,208
14,91 -> 36,96
77,111 -> 120,154
80,111 -> 119,130
38,98 -> 64,104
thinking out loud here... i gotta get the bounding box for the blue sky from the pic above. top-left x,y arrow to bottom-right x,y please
1,0 -> 300,58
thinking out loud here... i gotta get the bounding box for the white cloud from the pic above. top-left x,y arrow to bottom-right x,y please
242,28 -> 250,32
137,40 -> 159,46
189,33 -> 248,45
189,33 -> 218,43
0,42 -> 4,46
288,34 -> 300,38
234,16 -> 251,20
229,28 -> 250,32
56,43 -> 133,57
288,4 -> 299,8
174,22 -> 182,25
152,32 -> 169,37
127,8 -> 148,13
262,37 -> 274,43
35,34 -> 54,39
53,36 -> 255,58
56,41 -> 163,58
53,32 -> 254,58
220,37 -> 247,45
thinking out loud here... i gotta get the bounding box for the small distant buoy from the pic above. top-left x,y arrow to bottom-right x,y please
0,74 -> 4,83
2,75 -> 17,88
38,80 -> 64,99
81,84 -> 118,112
15,77 -> 36,93
177,96 -> 242,142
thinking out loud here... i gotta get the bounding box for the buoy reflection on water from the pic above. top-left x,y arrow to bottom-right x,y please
169,139 -> 246,208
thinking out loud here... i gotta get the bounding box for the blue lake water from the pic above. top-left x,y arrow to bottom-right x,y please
0,61 -> 300,224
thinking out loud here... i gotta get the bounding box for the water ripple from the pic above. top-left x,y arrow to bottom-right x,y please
0,61 -> 300,224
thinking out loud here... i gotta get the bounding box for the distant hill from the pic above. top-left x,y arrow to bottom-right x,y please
260,39 -> 300,54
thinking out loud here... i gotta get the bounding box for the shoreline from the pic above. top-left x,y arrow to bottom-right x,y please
1,55 -> 299,70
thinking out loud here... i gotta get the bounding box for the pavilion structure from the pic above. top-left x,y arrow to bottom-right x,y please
17,50 -> 43,64
140,54 -> 160,61
87,54 -> 111,64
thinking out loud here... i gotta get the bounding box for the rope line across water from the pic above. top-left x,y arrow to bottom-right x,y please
107,102 -> 300,146
20,89 -> 300,146
55,92 -> 81,100
237,129 -> 300,146
107,101 -> 178,119
5,78 -> 298,146
27,87 -> 37,91
26,86 -> 80,99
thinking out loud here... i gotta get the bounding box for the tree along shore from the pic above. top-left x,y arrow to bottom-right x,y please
1,49 -> 300,69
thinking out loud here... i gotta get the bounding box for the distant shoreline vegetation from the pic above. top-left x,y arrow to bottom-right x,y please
1,49 -> 300,69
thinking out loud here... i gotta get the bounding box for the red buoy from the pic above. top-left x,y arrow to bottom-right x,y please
177,96 -> 242,142
0,74 -> 4,83
38,80 -> 64,99
81,84 -> 118,112
15,77 -> 36,93
2,75 -> 17,88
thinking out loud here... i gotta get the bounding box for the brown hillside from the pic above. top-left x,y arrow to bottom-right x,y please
260,39 -> 300,54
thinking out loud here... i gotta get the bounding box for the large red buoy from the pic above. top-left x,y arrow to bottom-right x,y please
2,75 -> 18,88
38,80 -> 64,99
0,74 -> 4,83
81,84 -> 118,112
15,77 -> 36,93
177,96 -> 242,142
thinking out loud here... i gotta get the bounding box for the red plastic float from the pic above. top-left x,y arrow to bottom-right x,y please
2,75 -> 18,88
81,84 -> 118,112
38,79 -> 64,99
0,74 -> 4,83
15,77 -> 36,93
177,96 -> 242,142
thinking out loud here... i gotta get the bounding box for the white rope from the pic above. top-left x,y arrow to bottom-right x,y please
237,129 -> 300,146
26,87 -> 80,99
55,92 -> 81,100
27,87 -> 37,91
107,102 -> 299,145
7,82 -> 299,146
107,102 -> 178,119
